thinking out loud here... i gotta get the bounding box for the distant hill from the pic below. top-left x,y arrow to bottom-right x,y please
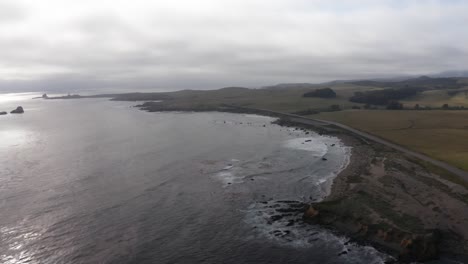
262,71 -> 468,91
429,70 -> 468,78
262,83 -> 318,90
350,76 -> 463,89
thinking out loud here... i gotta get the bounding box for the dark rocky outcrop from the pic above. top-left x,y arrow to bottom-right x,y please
42,93 -> 48,99
398,231 -> 440,263
0,111 -> 7,115
10,106 -> 24,114
303,205 -> 441,263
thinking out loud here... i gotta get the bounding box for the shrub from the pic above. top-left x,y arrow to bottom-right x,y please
303,88 -> 337,98
386,101 -> 403,110
330,104 -> 341,111
350,87 -> 421,105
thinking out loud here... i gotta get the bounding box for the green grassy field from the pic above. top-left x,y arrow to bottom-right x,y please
314,110 -> 468,171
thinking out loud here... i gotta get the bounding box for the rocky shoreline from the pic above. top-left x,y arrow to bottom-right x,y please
274,117 -> 468,263
131,102 -> 468,262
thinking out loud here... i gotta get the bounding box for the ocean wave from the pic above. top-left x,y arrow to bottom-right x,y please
243,136 -> 392,263
213,161 -> 245,187
282,137 -> 329,156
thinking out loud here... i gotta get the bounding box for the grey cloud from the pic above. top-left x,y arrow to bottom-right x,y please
0,0 -> 468,93
0,1 -> 26,23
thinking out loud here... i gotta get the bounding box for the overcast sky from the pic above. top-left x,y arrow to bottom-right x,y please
1,0 -> 467,92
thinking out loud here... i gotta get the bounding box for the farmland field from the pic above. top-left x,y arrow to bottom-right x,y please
314,110 -> 468,171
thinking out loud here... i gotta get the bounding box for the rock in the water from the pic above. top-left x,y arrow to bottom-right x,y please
322,157 -> 328,161
10,106 -> 24,114
338,250 -> 348,256
0,111 -> 7,115
303,206 -> 319,219
42,93 -> 48,99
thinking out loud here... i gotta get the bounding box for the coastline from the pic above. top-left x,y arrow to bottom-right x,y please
133,101 -> 468,262
39,96 -> 468,263
303,127 -> 468,263
227,110 -> 468,263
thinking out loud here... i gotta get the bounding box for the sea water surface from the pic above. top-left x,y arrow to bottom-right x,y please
0,93 -> 393,263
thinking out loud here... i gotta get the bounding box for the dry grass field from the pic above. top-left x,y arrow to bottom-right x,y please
156,83 -> 370,113
314,110 -> 468,171
402,88 -> 468,108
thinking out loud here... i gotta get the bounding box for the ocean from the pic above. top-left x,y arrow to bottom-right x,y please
0,93 -> 392,263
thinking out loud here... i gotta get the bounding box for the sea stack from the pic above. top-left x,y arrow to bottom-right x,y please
10,106 -> 24,114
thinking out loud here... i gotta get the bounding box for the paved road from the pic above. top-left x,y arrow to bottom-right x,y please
231,105 -> 468,182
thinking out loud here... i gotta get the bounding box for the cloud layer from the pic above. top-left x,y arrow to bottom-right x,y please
1,0 -> 467,92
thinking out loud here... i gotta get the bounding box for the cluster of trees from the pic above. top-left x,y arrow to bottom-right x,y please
441,104 -> 466,110
411,103 -> 466,110
303,88 -> 337,98
382,103 -> 468,110
349,87 -> 421,105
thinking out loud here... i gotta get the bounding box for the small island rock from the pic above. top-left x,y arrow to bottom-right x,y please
10,106 -> 24,114
0,111 -> 7,115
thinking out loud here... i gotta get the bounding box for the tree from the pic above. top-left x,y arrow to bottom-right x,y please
414,104 -> 420,110
386,100 -> 403,110
442,104 -> 449,109
303,88 -> 337,98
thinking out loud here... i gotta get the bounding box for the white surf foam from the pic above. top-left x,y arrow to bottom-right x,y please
282,137 -> 329,156
243,200 -> 393,264
243,135 -> 388,263
213,160 -> 245,187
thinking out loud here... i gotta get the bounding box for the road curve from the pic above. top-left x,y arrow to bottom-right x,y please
229,105 -> 468,182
